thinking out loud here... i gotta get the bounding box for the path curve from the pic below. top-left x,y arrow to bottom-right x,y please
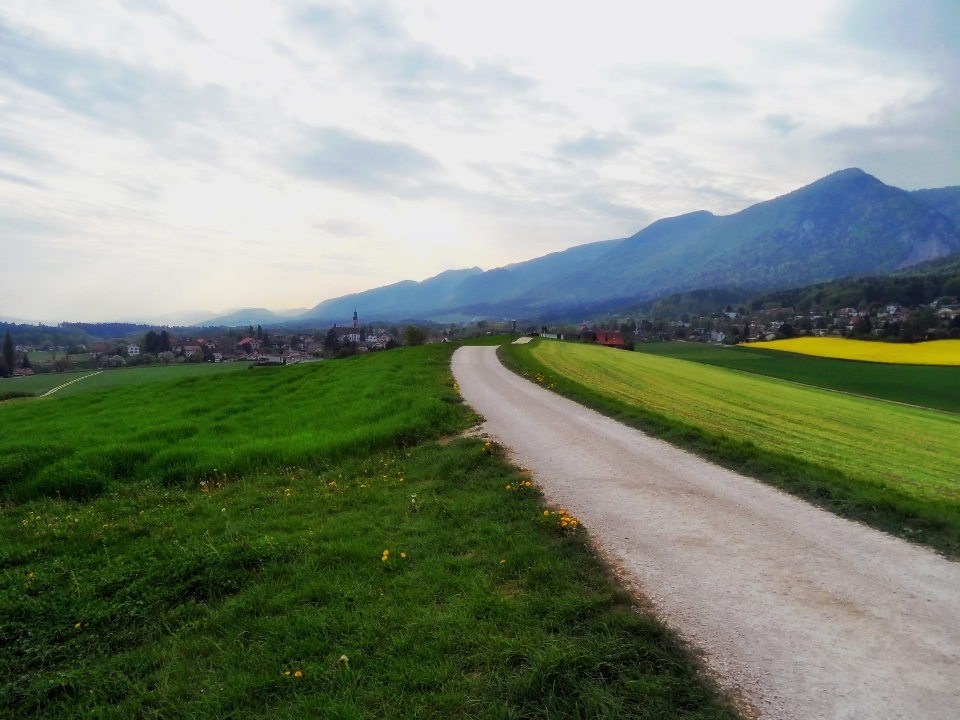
40,371 -> 102,397
452,345 -> 960,720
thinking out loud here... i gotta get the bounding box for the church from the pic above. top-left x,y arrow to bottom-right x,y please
330,311 -> 364,344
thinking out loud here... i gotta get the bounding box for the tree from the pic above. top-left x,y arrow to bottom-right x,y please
159,351 -> 175,365
248,325 -> 255,339
144,330 -> 159,353
256,324 -> 263,341
2,331 -> 13,377
158,330 -> 171,353
403,326 -> 427,346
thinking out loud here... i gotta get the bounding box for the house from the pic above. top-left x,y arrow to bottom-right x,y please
237,337 -> 261,353
182,345 -> 201,357
13,367 -> 35,376
710,331 -> 726,343
127,344 -> 140,356
211,353 -> 223,363
594,331 -> 625,348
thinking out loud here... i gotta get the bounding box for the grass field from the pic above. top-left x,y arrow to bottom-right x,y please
0,343 -> 734,718
634,342 -> 960,413
25,351 -> 93,365
504,340 -> 960,555
743,337 -> 960,365
0,362 -> 250,401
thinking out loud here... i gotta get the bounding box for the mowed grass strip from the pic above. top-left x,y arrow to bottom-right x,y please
743,337 -> 960,365
505,340 -> 960,555
0,345 -> 735,719
0,348 -> 469,502
635,341 -> 960,414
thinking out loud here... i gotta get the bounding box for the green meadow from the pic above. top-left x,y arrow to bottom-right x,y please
505,340 -> 960,556
0,344 -> 734,719
0,361 -> 250,401
635,341 -> 960,413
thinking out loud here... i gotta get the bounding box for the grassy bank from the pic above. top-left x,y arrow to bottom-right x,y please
635,342 -> 960,413
0,350 -> 466,502
0,361 -> 250,399
0,343 -> 735,718
502,340 -> 960,556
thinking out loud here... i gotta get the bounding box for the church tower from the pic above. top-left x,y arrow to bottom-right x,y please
353,310 -> 358,329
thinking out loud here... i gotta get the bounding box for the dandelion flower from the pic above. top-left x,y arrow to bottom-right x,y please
28,573 -> 34,579
284,670 -> 290,676
543,510 -> 550,516
401,552 -> 406,558
75,623 -> 81,628
500,559 -> 506,564
295,671 -> 303,678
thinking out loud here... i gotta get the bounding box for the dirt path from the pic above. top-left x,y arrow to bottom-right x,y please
452,345 -> 960,720
40,371 -> 102,397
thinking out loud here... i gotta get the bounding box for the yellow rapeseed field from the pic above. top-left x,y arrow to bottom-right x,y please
742,337 -> 960,365
531,342 -> 960,502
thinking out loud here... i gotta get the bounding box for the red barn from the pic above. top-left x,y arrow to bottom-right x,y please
595,331 -> 625,347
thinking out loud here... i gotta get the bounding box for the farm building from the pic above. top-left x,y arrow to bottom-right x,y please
594,331 -> 625,348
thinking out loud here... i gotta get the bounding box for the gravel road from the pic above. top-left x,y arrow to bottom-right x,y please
452,345 -> 960,720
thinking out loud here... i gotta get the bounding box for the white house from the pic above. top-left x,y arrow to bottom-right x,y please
127,344 -> 140,356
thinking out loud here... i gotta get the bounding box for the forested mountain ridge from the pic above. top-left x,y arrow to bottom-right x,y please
289,169 -> 960,322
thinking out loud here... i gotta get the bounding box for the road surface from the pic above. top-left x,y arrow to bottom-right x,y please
452,345 -> 960,720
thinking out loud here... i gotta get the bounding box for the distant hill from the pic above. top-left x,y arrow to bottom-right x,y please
200,307 -> 310,327
291,169 -> 960,322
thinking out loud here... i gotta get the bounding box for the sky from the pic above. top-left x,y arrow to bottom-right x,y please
1,0 -> 958,323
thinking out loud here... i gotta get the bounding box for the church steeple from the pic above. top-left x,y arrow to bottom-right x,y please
352,310 -> 358,329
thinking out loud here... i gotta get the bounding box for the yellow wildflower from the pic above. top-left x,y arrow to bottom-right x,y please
543,510 -> 549,516
75,623 -> 81,629
295,671 -> 303,678
401,552 -> 406,558
284,670 -> 290,676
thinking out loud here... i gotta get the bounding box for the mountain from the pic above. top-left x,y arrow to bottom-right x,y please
910,186 -> 960,228
200,308 -> 309,327
295,240 -> 625,322
293,169 -> 960,322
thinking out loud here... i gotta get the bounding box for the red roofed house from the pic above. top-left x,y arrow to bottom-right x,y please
237,337 -> 261,353
594,331 -> 625,348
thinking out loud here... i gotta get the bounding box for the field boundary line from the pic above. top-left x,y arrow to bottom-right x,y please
695,359 -> 960,418
40,371 -> 103,397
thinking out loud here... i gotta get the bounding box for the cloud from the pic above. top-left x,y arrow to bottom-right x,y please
288,127 -> 442,196
0,21 -> 232,148
764,114 -> 801,135
555,134 -> 633,160
0,170 -> 44,189
293,1 -> 534,110
1,0 -> 959,320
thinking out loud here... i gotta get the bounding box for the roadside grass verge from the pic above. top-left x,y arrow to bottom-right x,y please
502,340 -> 960,557
0,343 -> 736,719
636,341 -> 960,413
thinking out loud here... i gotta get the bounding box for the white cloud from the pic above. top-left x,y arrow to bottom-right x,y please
0,0 -> 957,321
